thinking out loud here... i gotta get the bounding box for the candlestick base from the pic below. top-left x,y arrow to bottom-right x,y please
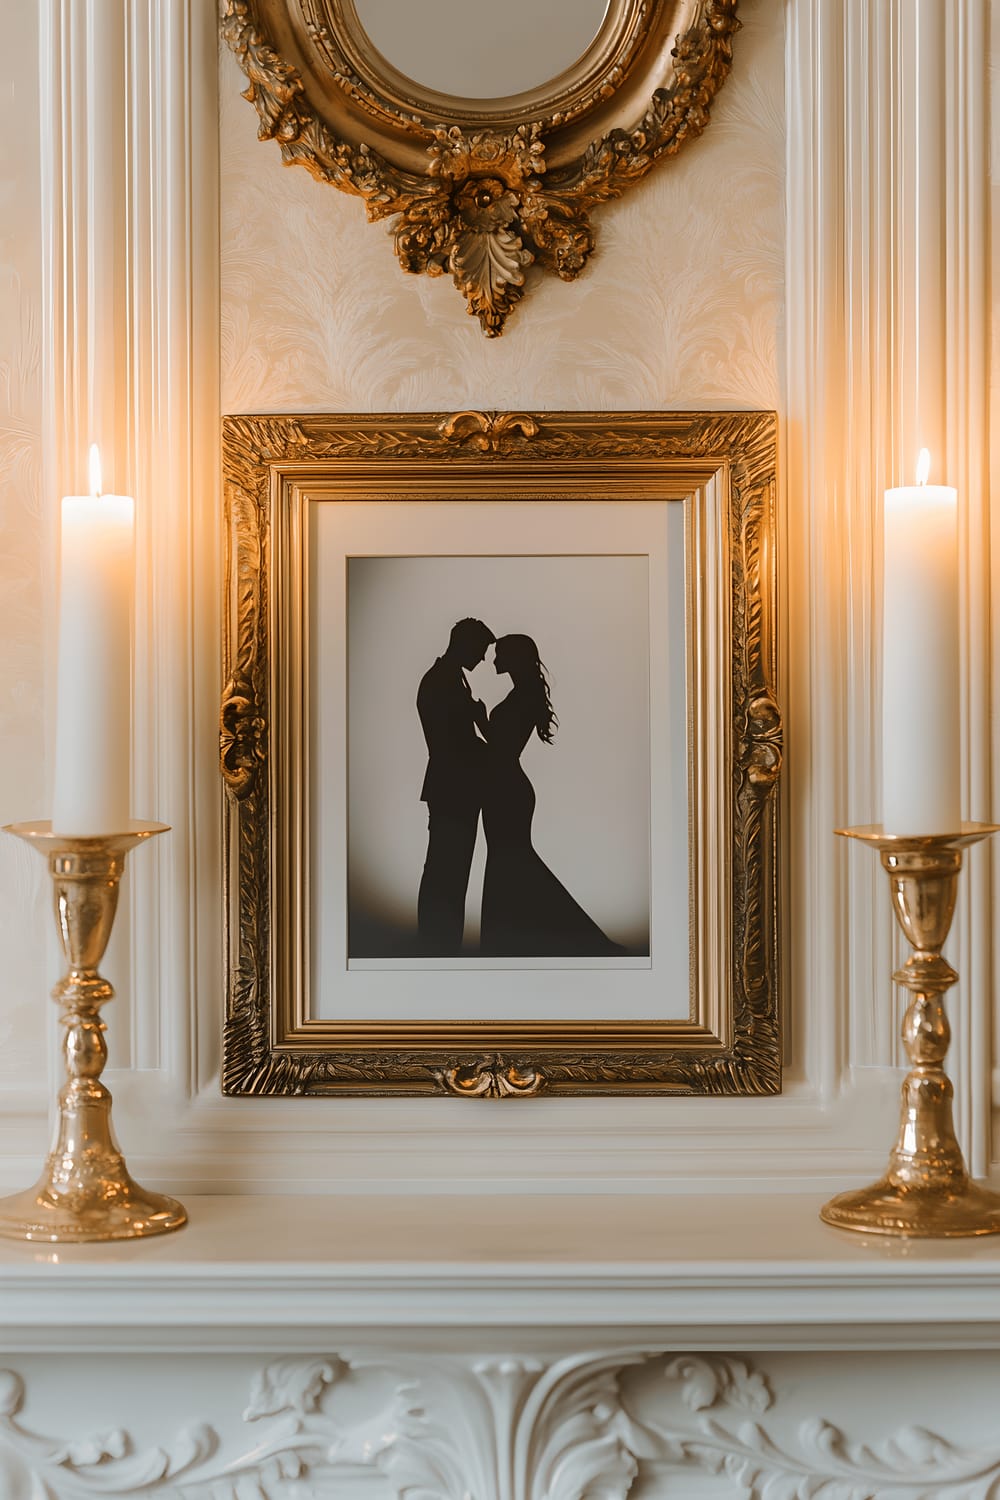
821,823 -> 1000,1238
0,821 -> 187,1243
0,1180 -> 186,1244
820,1178 -> 1000,1238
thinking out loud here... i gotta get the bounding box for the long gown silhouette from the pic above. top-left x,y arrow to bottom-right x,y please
480,685 -> 619,957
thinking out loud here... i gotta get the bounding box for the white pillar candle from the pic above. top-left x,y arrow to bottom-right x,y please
882,450 -> 961,835
51,446 -> 135,835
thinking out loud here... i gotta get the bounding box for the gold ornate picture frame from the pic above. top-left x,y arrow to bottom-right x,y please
219,0 -> 741,335
221,410 -> 781,1097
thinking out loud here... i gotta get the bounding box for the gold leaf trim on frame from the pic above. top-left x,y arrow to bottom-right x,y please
218,1 -> 741,335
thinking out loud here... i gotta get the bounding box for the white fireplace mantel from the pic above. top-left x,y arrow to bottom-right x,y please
3,1194 -> 1000,1500
3,1192 -> 1000,1352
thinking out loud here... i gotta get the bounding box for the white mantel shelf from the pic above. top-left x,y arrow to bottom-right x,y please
3,1193 -> 1000,1353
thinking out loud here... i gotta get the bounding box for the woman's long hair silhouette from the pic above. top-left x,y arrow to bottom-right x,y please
493,633 -> 558,743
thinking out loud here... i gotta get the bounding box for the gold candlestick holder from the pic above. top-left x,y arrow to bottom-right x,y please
0,821 -> 186,1242
821,822 -> 1000,1237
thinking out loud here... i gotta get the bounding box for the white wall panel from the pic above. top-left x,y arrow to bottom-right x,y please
0,0 -> 51,1133
784,0 -> 994,1175
989,0 -> 1000,1158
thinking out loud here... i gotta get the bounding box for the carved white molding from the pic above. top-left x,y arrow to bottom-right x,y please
631,1355 -> 1000,1500
3,1352 -> 1000,1500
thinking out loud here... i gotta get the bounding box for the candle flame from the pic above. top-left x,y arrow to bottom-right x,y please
915,448 -> 931,487
88,444 -> 102,498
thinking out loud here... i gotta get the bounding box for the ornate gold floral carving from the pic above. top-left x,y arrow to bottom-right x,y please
744,693 -> 782,788
438,410 -> 541,451
220,676 -> 267,799
218,0 -> 741,335
221,410 -> 780,1098
433,1057 -> 548,1099
407,126 -> 543,335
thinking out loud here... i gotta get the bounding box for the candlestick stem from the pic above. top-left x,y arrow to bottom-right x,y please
821,823 -> 1000,1236
0,821 -> 186,1242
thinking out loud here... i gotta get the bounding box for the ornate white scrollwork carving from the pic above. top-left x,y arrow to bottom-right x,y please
359,1352 -> 644,1500
2,1352 -> 1000,1499
622,1356 -> 1000,1500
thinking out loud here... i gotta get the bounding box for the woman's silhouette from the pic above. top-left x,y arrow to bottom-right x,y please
480,634 -> 620,957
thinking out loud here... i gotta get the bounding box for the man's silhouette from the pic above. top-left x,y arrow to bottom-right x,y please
416,618 -> 495,954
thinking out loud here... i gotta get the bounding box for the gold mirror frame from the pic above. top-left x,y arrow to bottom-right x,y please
219,0 -> 741,335
220,409 -> 781,1098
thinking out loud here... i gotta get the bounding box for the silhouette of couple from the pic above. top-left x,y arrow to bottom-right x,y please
416,617 -> 618,958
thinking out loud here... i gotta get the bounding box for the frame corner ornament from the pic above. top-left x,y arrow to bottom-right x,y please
218,0 -> 741,335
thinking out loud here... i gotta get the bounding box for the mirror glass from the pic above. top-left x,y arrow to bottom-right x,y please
353,0 -> 611,100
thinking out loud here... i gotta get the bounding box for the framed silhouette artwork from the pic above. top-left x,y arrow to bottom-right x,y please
220,410 -> 781,1097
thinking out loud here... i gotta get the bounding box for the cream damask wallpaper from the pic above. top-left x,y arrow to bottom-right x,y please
219,2 -> 784,416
